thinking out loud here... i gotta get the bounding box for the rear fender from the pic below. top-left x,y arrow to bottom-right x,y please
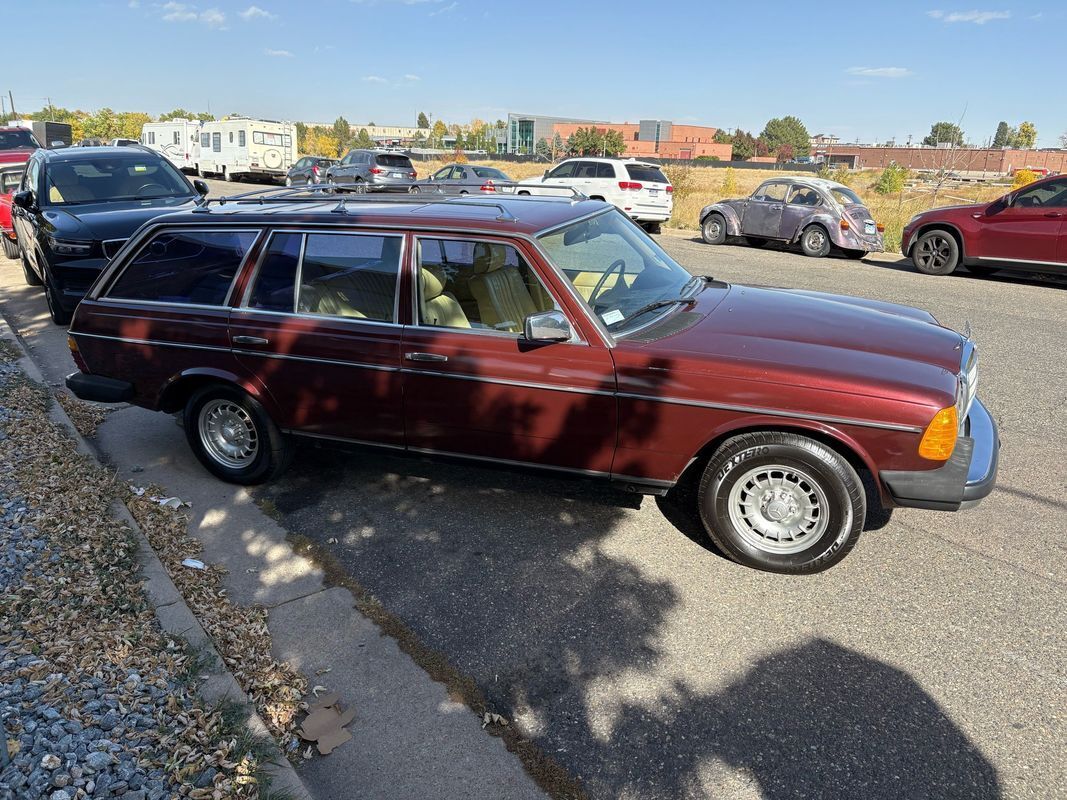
791,212 -> 842,245
156,366 -> 280,419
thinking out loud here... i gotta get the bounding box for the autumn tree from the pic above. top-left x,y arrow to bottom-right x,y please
82,108 -> 122,141
305,126 -> 340,158
1014,121 -> 1037,149
431,119 -> 448,148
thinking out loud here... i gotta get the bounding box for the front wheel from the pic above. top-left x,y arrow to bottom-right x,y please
184,385 -> 292,484
44,272 -> 71,326
800,225 -> 831,258
912,230 -> 959,275
701,213 -> 727,245
697,432 -> 865,574
20,248 -> 43,286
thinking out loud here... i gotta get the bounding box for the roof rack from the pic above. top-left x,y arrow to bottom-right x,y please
191,182 -> 590,222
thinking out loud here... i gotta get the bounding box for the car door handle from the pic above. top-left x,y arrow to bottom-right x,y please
769,204 -> 782,210
1044,212 -> 1063,218
405,352 -> 448,363
233,335 -> 269,345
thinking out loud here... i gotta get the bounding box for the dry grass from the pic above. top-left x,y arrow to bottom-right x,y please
435,158 -> 1007,251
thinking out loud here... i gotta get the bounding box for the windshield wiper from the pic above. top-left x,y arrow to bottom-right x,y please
613,296 -> 695,328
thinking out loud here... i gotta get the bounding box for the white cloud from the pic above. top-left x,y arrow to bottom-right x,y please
199,7 -> 226,27
429,1 -> 457,15
403,74 -> 421,81
240,5 -> 276,20
927,9 -> 1011,24
128,0 -> 140,7
159,2 -> 226,27
846,66 -> 913,78
362,75 -> 388,83
265,48 -> 292,57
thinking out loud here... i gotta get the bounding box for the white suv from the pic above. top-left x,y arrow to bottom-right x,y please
518,157 -> 673,232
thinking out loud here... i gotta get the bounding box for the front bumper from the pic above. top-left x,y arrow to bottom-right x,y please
880,398 -> 999,511
66,371 -> 134,404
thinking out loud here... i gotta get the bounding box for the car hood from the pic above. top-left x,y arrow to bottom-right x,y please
0,148 -> 35,166
910,202 -> 986,223
41,195 -> 198,239
636,282 -> 963,407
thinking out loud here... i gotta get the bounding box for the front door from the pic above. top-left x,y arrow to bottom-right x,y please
401,235 -> 618,474
741,181 -> 788,238
229,229 -> 406,446
979,177 -> 1067,265
780,184 -> 823,239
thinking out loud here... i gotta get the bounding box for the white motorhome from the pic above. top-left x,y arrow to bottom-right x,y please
140,119 -> 203,173
198,117 -> 297,182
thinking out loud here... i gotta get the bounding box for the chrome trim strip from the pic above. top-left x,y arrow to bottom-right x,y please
69,331 -> 231,353
92,298 -> 236,314
285,430 -> 405,450
400,367 -> 614,396
407,446 -> 613,479
229,306 -> 402,330
973,256 -> 1067,267
292,232 -> 307,312
233,349 -> 400,373
616,392 -> 924,433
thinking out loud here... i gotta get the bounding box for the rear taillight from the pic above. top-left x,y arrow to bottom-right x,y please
312,165 -> 320,175
370,167 -> 384,175
480,181 -> 496,192
618,181 -> 643,191
409,171 -> 417,179
665,185 -> 674,193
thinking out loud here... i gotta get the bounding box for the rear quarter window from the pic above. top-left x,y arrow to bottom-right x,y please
625,165 -> 667,183
106,229 -> 259,306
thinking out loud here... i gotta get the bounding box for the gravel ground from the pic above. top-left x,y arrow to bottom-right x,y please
0,346 -> 271,799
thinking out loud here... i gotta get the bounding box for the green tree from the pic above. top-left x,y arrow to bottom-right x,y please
992,121 -> 1010,148
194,112 -> 215,122
117,112 -> 152,140
1014,121 -> 1037,149
776,143 -> 795,163
730,130 -> 757,160
417,111 -> 430,129
431,119 -> 448,148
453,131 -> 466,150
760,116 -> 811,156
713,129 -> 732,144
332,116 -> 352,155
82,108 -> 121,141
296,122 -> 309,153
354,128 -> 374,149
535,137 -> 550,160
874,163 -> 909,195
922,122 -> 964,147
551,132 -> 564,160
602,129 -> 625,157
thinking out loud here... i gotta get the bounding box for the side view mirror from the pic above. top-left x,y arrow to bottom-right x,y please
523,310 -> 572,343
988,196 -> 1009,214
12,190 -> 35,210
193,179 -> 209,197
543,169 -> 550,179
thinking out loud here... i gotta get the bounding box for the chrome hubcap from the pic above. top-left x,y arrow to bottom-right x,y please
806,229 -> 825,250
198,400 -> 259,469
705,219 -> 722,239
917,235 -> 952,268
727,465 -> 830,554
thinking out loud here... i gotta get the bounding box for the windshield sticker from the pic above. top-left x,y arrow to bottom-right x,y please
133,165 -> 148,172
601,309 -> 624,325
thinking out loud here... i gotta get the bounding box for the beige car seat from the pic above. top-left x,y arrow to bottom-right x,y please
47,165 -> 95,204
467,242 -> 541,332
420,267 -> 470,328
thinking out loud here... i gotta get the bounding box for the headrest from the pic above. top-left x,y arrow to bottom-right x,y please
420,267 -> 445,299
472,242 -> 507,274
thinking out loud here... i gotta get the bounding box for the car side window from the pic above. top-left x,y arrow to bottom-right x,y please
23,159 -> 40,194
107,230 -> 259,306
433,167 -> 452,180
296,233 -> 401,322
574,162 -> 598,179
247,232 -> 303,313
787,186 -> 821,206
548,162 -> 575,179
755,183 -> 788,202
416,238 -> 558,334
1013,178 -> 1067,208
595,162 -> 616,178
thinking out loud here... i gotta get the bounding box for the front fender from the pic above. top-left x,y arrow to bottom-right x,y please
699,203 -> 742,236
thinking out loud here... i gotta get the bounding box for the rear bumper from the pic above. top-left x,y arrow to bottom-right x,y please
880,398 -> 999,511
65,371 -> 134,404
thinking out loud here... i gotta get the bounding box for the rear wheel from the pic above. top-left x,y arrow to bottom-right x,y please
20,248 -> 42,286
224,169 -> 235,183
800,225 -> 831,258
184,385 -> 291,484
912,230 -> 959,275
697,431 -> 865,574
409,185 -> 421,194
518,190 -> 531,196
2,237 -> 18,260
701,213 -> 727,245
643,222 -> 662,235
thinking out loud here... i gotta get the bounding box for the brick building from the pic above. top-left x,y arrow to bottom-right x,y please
816,144 -> 1067,175
550,119 -> 732,160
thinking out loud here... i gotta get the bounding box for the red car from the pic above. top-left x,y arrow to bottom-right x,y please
0,127 -> 39,260
903,174 -> 1067,276
64,190 -> 998,574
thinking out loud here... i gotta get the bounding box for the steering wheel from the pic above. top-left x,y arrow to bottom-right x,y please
589,259 -> 626,304
135,182 -> 167,197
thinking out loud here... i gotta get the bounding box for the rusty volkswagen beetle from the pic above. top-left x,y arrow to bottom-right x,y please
699,176 -> 884,259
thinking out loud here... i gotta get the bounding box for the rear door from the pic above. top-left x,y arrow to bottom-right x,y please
979,177 -> 1067,266
228,229 -> 406,445
622,162 -> 671,216
742,181 -> 788,238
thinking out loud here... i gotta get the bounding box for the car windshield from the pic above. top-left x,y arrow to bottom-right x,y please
472,166 -> 509,180
0,129 -> 40,151
44,157 -> 193,205
539,210 -> 697,334
830,186 -> 863,206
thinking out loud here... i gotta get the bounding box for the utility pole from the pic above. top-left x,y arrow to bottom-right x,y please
8,91 -> 16,121
45,97 -> 55,121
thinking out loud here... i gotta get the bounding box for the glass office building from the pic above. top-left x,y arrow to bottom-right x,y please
505,113 -> 606,155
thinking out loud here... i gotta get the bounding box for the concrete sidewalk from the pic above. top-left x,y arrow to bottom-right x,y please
90,403 -> 545,800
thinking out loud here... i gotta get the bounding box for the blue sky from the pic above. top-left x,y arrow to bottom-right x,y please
7,1 -> 1064,147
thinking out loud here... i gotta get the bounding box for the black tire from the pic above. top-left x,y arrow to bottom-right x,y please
697,431 -> 865,574
20,248 -> 43,286
800,225 -> 831,258
409,185 -> 421,194
518,190 -> 531,196
842,248 -> 866,260
285,176 -> 293,187
224,170 -> 235,183
43,271 -> 72,326
643,222 -> 662,235
966,264 -> 998,277
701,213 -> 727,245
911,229 -> 959,275
2,236 -> 19,260
183,384 -> 291,484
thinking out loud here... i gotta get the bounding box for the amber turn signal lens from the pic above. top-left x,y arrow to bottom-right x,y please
918,406 -> 958,460
876,223 -> 885,233
839,219 -> 850,230
67,335 -> 79,355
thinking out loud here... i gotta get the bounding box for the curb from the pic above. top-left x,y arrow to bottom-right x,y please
0,317 -> 314,800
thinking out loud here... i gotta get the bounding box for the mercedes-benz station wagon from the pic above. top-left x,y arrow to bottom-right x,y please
65,189 -> 998,574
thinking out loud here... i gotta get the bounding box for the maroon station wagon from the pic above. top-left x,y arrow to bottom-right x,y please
65,189 -> 998,574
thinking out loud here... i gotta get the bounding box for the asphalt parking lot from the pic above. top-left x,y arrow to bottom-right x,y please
2,177 -> 1064,799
